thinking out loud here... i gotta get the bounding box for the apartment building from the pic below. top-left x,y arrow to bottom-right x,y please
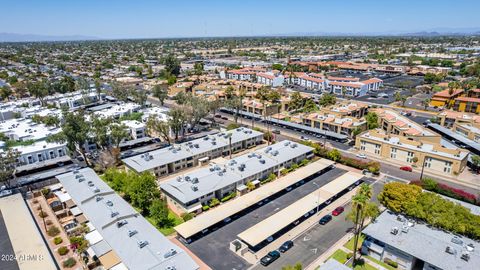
55,168 -> 199,270
408,65 -> 451,75
123,127 -> 263,177
452,122 -> 480,143
242,97 -> 290,116
296,112 -> 367,138
93,102 -> 141,119
13,141 -> 68,166
356,129 -> 468,175
362,211 -> 479,270
452,97 -> 480,113
0,118 -> 62,142
323,101 -> 368,118
256,72 -> 285,87
328,81 -> 369,97
121,120 -> 146,140
430,89 -> 464,108
160,140 -> 314,213
436,110 -> 480,128
375,64 -> 408,74
224,68 -> 257,81
372,108 -> 441,143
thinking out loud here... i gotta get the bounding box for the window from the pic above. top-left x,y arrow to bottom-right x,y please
444,161 -> 452,173
374,144 -> 381,155
390,148 -> 397,159
424,157 -> 432,168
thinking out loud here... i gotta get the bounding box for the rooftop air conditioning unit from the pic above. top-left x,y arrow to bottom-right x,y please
111,211 -> 119,218
461,252 -> 470,261
128,230 -> 138,237
138,241 -> 149,249
96,196 -> 103,202
93,187 -> 100,193
164,249 -> 177,259
106,200 -> 113,207
445,246 -> 456,255
192,177 -> 199,184
390,227 -> 399,235
117,220 -> 128,228
191,185 -> 198,191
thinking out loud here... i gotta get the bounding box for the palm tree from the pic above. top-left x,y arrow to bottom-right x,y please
349,184 -> 379,266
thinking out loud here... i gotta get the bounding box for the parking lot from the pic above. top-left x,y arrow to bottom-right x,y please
356,87 -> 412,105
254,178 -> 380,269
185,168 -> 348,270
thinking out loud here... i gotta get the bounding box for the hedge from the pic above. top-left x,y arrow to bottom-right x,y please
221,192 -> 237,203
58,246 -> 69,256
53,237 -> 63,245
62,258 -> 76,268
411,178 -> 479,205
384,258 -> 398,268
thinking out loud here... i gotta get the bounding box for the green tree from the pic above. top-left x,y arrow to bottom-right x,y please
378,182 -> 422,213
288,91 -> 305,111
0,85 -> 12,100
146,116 -> 171,143
318,94 -> 336,107
0,149 -> 19,188
162,54 -> 181,76
110,123 -> 129,149
327,149 -> 341,162
168,106 -> 187,141
91,115 -> 111,150
128,172 -> 160,214
149,199 -> 171,227
47,111 -> 91,166
152,84 -> 168,106
27,80 -> 49,106
365,112 -> 379,129
303,99 -> 318,113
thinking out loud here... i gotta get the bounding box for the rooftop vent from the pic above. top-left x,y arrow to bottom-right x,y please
77,176 -> 85,183
87,181 -> 94,187
185,176 -> 191,182
93,187 -> 100,193
106,200 -> 113,207
451,236 -> 463,245
164,249 -> 177,259
446,245 -> 456,255
461,251 -> 470,261
390,227 -> 399,235
138,240 -> 149,249
192,177 -> 199,184
73,170 -> 79,174
203,137 -> 209,141
218,171 -> 223,176
401,225 -> 409,233
466,243 -> 475,252
111,211 -> 119,218
117,220 -> 128,228
194,144 -> 199,148
128,230 -> 137,237
211,141 -> 216,145
96,196 -> 103,202
176,176 -> 183,182
191,185 -> 198,191
284,141 -> 290,146
291,143 -> 298,148
209,167 -> 215,172
272,150 -> 279,156
259,159 -> 266,164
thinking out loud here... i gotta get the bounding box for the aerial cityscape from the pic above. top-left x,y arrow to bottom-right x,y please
1,1 -> 480,270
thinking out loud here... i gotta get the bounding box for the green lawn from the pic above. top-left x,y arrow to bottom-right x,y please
364,256 -> 396,270
344,234 -> 365,251
329,249 -> 349,264
145,209 -> 184,236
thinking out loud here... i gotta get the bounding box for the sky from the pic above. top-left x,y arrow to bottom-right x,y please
1,0 -> 480,39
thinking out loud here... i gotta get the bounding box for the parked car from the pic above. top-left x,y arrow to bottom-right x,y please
399,166 -> 413,172
332,206 -> 345,216
214,114 -> 222,118
319,214 -> 333,225
300,136 -> 310,142
260,251 -> 281,266
272,129 -> 281,134
279,240 -> 294,253
221,116 -> 228,120
356,153 -> 367,159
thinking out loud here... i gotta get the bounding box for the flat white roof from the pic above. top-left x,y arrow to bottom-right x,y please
124,127 -> 263,173
0,194 -> 57,270
174,159 -> 334,239
238,171 -> 363,247
0,118 -> 62,141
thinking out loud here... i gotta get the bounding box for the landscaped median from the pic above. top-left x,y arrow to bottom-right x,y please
327,248 -> 377,270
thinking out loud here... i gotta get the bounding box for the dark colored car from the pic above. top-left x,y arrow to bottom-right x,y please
319,214 -> 333,225
279,240 -> 294,253
260,251 -> 281,266
399,166 -> 413,172
332,206 -> 345,216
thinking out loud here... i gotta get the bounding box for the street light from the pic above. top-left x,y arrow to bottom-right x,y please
312,182 -> 321,215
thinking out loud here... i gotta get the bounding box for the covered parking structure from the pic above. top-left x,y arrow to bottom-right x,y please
174,159 -> 335,242
427,123 -> 480,156
237,171 -> 363,251
219,108 -> 348,142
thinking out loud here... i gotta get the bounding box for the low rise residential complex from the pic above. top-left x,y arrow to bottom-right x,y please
123,127 -> 263,177
13,141 -> 68,166
160,140 -> 314,213
362,211 -> 479,270
56,168 -> 199,270
356,129 -> 468,175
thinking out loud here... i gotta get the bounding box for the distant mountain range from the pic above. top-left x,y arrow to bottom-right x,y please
0,33 -> 99,42
1,27 -> 480,42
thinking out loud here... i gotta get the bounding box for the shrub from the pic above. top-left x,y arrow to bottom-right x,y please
38,210 -> 48,218
299,159 -> 309,167
280,168 -> 289,176
53,237 -> 63,245
384,258 -> 398,268
226,123 -> 240,130
58,246 -> 69,256
209,198 -> 220,208
413,178 -> 478,205
47,226 -> 60,237
202,205 -> 210,211
221,192 -> 237,203
41,188 -> 50,196
45,219 -> 53,225
181,213 -> 194,221
62,258 -> 76,268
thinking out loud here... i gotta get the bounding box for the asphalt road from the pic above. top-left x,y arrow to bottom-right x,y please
185,168 -> 348,270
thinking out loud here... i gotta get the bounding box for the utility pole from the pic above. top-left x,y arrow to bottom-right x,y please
419,156 -> 427,181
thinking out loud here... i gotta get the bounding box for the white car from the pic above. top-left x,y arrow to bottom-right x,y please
356,153 -> 367,159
